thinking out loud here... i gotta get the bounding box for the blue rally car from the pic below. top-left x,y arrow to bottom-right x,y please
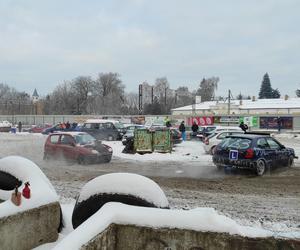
212,134 -> 297,176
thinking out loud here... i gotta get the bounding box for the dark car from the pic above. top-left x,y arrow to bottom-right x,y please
212,134 -> 297,176
44,132 -> 113,164
122,125 -> 144,145
42,123 -> 79,134
81,119 -> 124,141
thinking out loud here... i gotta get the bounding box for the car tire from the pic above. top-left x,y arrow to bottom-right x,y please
288,155 -> 294,167
216,165 -> 223,171
210,146 -> 216,155
256,159 -> 266,176
107,135 -> 114,141
78,156 -> 87,165
43,152 -> 49,160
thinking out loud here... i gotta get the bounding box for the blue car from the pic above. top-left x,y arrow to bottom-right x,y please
42,123 -> 80,135
212,134 -> 297,176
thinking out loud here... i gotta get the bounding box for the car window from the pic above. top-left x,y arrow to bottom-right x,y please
75,134 -> 95,145
266,138 -> 281,150
91,123 -> 100,129
256,138 -> 270,149
217,132 -> 229,139
219,137 -> 252,150
103,122 -> 114,129
50,135 -> 60,144
61,135 -> 74,145
84,123 -> 92,129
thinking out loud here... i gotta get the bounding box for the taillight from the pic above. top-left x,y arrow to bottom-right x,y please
245,148 -> 254,159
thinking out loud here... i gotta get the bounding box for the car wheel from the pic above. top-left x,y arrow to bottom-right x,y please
107,135 -> 114,141
256,159 -> 266,176
210,146 -> 216,155
288,155 -> 294,167
216,164 -> 223,171
43,152 -> 49,160
78,156 -> 87,165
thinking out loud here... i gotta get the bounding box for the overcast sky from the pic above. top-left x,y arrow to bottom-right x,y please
0,0 -> 299,97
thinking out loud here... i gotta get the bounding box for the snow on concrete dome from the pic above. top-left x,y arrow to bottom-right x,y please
0,156 -> 58,218
78,173 -> 169,208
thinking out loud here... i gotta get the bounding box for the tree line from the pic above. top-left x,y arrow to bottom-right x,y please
0,72 -> 298,115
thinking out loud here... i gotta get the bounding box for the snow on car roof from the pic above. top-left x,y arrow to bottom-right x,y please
84,119 -> 121,124
0,156 -> 58,218
53,202 -> 272,250
77,173 -> 169,208
51,131 -> 88,136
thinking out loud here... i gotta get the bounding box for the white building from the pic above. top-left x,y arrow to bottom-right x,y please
171,97 -> 300,115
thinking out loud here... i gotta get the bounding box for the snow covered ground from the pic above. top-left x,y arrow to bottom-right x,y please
0,132 -> 299,249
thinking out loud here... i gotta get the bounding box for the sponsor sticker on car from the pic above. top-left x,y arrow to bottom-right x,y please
229,150 -> 238,160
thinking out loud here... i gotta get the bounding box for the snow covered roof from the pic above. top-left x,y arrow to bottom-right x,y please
172,98 -> 300,112
77,173 -> 169,208
0,156 -> 58,218
53,202 -> 273,250
52,131 -> 87,136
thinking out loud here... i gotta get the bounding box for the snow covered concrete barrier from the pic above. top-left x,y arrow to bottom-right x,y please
55,203 -> 300,250
72,173 -> 169,228
0,156 -> 61,250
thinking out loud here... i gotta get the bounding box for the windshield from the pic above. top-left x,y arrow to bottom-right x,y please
114,122 -> 124,129
219,137 -> 252,150
74,134 -> 96,145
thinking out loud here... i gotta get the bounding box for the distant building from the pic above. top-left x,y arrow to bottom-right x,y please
32,88 -> 39,103
171,97 -> 300,115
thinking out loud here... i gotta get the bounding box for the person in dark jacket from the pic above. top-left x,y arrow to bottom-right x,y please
239,121 -> 248,133
18,121 -> 22,133
191,121 -> 199,137
179,121 -> 186,141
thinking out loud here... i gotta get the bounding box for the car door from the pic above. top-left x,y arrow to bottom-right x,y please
256,138 -> 276,166
45,134 -> 61,157
266,138 -> 289,166
60,135 -> 77,160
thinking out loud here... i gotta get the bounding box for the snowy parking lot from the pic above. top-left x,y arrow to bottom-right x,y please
0,132 -> 300,242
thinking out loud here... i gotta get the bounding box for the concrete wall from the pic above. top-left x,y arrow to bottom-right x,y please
0,202 -> 61,250
81,224 -> 300,250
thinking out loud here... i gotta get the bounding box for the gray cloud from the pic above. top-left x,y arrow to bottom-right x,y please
0,0 -> 299,97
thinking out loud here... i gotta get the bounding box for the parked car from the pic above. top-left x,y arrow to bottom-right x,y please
42,123 -> 79,134
203,130 -> 244,154
122,125 -> 144,145
212,134 -> 297,176
198,126 -> 242,141
43,132 -> 113,164
81,119 -> 124,141
29,124 -> 52,133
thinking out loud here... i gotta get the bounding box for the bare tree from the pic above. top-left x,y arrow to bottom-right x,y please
196,77 -> 219,102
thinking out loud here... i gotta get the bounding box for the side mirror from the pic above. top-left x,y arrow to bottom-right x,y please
71,142 -> 76,147
280,145 -> 285,149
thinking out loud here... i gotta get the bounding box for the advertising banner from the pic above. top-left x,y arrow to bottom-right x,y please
214,116 -> 239,124
259,117 -> 293,129
187,116 -> 214,126
240,116 -> 258,127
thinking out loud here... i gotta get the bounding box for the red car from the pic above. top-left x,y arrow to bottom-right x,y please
30,124 -> 52,133
43,132 -> 113,164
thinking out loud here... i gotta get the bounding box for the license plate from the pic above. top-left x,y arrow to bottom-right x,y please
229,150 -> 238,160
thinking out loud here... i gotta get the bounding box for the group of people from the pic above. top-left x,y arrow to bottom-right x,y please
58,122 -> 78,130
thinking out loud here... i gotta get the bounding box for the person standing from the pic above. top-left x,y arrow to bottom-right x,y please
277,117 -> 282,133
179,121 -> 186,141
239,121 -> 248,133
191,121 -> 199,136
165,116 -> 171,127
18,121 -> 22,133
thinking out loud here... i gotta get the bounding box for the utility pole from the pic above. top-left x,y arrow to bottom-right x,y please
138,84 -> 143,114
228,89 -> 231,115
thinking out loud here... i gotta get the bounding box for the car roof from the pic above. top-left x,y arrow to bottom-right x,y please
50,132 -> 88,136
226,134 -> 271,139
84,119 -> 121,124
